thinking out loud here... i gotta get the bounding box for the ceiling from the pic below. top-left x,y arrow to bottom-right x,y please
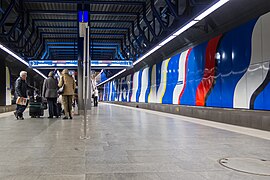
0,0 -> 220,62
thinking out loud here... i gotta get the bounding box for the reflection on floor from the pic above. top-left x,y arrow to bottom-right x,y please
0,103 -> 269,180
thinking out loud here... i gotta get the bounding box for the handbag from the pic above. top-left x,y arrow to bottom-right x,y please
43,102 -> 48,110
57,77 -> 65,95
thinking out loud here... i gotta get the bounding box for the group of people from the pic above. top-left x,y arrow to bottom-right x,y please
14,69 -> 76,120
14,69 -> 99,120
43,69 -> 76,119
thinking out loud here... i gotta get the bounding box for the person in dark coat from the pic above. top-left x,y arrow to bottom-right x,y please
14,71 -> 36,120
43,71 -> 59,118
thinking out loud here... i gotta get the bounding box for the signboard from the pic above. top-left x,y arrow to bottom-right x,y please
28,60 -> 133,69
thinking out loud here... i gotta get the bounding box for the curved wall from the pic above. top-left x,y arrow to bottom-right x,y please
102,12 -> 270,111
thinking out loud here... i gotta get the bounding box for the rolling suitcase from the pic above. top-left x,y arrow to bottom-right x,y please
29,95 -> 44,118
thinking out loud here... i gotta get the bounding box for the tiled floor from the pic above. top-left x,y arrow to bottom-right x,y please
0,103 -> 269,180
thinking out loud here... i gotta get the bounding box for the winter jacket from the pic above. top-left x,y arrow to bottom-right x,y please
43,77 -> 58,98
15,77 -> 35,98
58,74 -> 76,96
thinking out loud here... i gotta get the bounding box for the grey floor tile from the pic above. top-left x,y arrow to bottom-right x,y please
0,165 -> 43,175
0,174 -> 39,180
86,173 -> 117,180
108,163 -> 158,173
199,170 -> 270,180
85,164 -> 113,173
113,172 -> 161,180
157,172 -> 207,180
37,175 -> 85,180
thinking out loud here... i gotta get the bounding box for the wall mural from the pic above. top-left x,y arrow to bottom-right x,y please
102,12 -> 270,111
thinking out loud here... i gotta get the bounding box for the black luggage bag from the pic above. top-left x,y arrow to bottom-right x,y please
57,103 -> 62,117
29,95 -> 45,118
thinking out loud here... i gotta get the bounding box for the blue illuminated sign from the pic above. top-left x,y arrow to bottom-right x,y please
78,11 -> 88,22
29,60 -> 133,69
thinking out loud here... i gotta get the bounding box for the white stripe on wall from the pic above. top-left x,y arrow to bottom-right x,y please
139,68 -> 149,102
173,50 -> 189,104
156,59 -> 170,103
234,12 -> 270,109
148,65 -> 157,103
131,72 -> 139,102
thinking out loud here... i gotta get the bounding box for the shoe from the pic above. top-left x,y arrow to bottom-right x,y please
19,116 -> 24,120
63,116 -> 68,119
55,116 -> 59,118
14,112 -> 18,120
48,116 -> 53,119
69,117 -> 73,119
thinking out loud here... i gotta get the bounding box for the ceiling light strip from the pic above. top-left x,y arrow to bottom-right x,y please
194,0 -> 230,21
0,43 -> 46,79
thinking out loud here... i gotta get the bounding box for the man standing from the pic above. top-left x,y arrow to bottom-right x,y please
43,71 -> 58,118
14,71 -> 36,120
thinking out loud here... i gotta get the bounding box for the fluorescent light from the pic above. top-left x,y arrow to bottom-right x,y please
194,0 -> 230,21
133,45 -> 162,66
33,68 -> 47,79
159,35 -> 177,46
97,69 -> 126,87
0,45 -> 29,66
173,20 -> 198,36
0,43 -> 46,79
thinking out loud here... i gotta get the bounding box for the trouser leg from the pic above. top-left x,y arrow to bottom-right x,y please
94,97 -> 97,106
62,95 -> 69,117
17,101 -> 27,117
52,98 -> 58,117
16,105 -> 22,117
68,95 -> 73,117
47,98 -> 54,117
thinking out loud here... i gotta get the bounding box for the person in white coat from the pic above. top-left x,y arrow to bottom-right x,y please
93,87 -> 98,107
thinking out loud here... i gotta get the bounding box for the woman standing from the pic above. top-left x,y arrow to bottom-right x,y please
42,71 -> 58,118
58,69 -> 76,119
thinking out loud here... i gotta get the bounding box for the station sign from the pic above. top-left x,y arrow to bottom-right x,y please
28,60 -> 133,69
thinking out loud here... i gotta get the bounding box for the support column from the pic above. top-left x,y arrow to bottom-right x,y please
77,4 -> 86,114
0,59 -> 6,106
77,36 -> 84,113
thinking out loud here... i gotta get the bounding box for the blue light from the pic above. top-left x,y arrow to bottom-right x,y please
78,11 -> 89,22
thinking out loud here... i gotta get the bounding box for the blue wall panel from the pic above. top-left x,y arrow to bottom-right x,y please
136,70 -> 143,102
162,54 -> 180,104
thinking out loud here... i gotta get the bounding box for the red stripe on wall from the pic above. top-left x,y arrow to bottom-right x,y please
178,48 -> 192,104
195,35 -> 222,106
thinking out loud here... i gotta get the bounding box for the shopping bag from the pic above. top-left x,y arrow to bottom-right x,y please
16,97 -> 28,106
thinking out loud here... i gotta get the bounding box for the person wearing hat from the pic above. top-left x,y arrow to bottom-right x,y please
43,71 -> 59,118
58,69 -> 76,119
